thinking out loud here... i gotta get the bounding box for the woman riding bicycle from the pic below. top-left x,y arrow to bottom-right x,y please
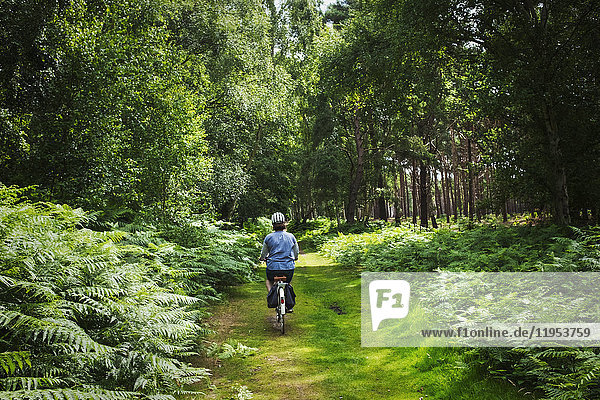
259,212 -> 299,298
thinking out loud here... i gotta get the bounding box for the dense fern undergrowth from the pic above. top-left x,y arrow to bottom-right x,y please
0,186 -> 260,399
302,219 -> 600,399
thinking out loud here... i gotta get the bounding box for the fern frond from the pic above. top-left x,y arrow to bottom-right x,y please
144,395 -> 176,400
0,352 -> 30,376
147,292 -> 199,306
150,322 -> 197,341
0,274 -> 15,288
67,287 -> 125,301
0,312 -> 115,354
0,376 -> 67,390
149,309 -> 198,324
58,299 -> 110,319
0,388 -> 137,399
98,230 -> 128,244
5,280 -> 57,302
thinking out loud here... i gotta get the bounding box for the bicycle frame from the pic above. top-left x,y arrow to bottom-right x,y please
277,281 -> 286,315
274,277 -> 287,334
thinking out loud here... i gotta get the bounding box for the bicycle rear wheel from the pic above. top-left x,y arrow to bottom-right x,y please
278,285 -> 286,334
275,306 -> 285,334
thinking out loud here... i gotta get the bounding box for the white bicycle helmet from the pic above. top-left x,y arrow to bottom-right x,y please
271,212 -> 286,224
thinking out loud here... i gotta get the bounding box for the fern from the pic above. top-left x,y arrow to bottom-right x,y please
0,388 -> 137,399
0,352 -> 31,376
205,341 -> 258,360
0,189 -> 259,397
0,376 -> 68,391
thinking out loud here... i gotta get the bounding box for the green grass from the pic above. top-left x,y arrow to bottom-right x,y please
199,253 -> 528,399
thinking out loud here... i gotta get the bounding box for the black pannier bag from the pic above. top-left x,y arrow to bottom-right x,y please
285,284 -> 296,309
267,284 -> 296,309
267,285 -> 278,308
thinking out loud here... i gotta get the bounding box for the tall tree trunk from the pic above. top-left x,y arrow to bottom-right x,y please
478,171 -> 484,221
429,167 -> 438,229
403,169 -> 410,219
441,166 -> 446,221
442,165 -> 450,224
485,167 -> 492,218
394,171 -> 402,223
419,160 -> 428,228
412,159 -> 418,225
451,130 -> 461,220
434,168 -> 442,218
376,173 -> 387,220
362,200 -> 370,224
543,104 -> 570,224
468,137 -> 474,222
462,171 -> 469,218
346,106 -> 364,223
448,169 -> 453,221
454,173 -> 460,219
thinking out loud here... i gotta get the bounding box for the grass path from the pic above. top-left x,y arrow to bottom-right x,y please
200,253 -> 527,400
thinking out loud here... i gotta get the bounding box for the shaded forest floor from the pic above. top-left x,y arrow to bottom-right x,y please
197,253 -> 528,400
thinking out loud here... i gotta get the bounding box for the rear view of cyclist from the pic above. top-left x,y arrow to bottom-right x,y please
259,212 -> 299,296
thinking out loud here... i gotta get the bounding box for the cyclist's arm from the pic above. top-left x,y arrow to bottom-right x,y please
292,240 -> 299,261
259,241 -> 269,261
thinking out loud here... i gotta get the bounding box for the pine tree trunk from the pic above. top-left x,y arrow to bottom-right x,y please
346,106 -> 364,224
394,171 -> 402,223
444,165 -> 451,223
377,173 -> 387,220
454,173 -> 460,219
468,137 -> 474,222
412,159 -> 418,225
451,131 -> 461,220
434,169 -> 442,218
419,160 -> 428,228
543,104 -> 570,224
440,164 -> 447,221
429,168 -> 438,229
403,169 -> 410,219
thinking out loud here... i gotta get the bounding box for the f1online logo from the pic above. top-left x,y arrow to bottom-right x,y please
369,280 -> 410,331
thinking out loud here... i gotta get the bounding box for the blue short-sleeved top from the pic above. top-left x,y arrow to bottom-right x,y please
261,231 -> 298,270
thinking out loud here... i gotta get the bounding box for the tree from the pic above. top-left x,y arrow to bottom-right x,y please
0,0 -> 212,219
450,0 -> 600,223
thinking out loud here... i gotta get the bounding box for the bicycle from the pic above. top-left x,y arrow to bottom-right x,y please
273,275 -> 288,334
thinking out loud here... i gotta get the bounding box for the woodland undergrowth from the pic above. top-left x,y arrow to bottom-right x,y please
0,186 -> 260,399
